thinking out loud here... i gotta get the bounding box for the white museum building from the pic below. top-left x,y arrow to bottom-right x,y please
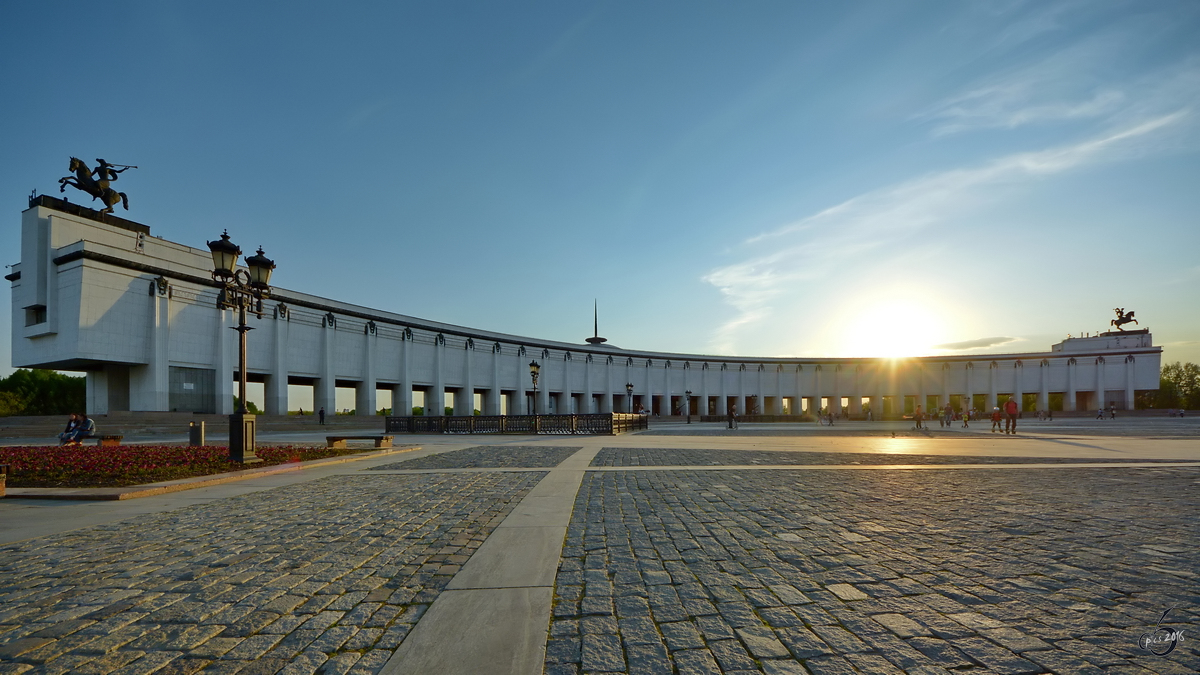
8,197 -> 1163,418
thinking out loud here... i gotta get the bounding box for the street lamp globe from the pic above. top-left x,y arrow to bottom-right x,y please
207,230 -> 241,279
528,360 -> 540,386
245,247 -> 276,290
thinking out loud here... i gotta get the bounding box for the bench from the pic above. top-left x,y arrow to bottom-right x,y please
326,435 -> 393,449
96,435 -> 124,447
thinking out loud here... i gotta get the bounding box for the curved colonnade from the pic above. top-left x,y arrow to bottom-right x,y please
8,198 -> 1163,418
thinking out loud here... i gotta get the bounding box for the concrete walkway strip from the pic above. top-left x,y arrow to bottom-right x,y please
382,447 -> 599,675
3,445 -> 420,500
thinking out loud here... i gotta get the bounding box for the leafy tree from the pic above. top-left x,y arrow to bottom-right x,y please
232,397 -> 263,414
412,406 -> 424,416
0,391 -> 24,417
1157,362 -> 1200,409
0,369 -> 85,416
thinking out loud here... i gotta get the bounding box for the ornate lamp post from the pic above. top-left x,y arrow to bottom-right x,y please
626,383 -> 634,413
207,231 -> 275,463
529,360 -> 540,414
685,389 -> 693,424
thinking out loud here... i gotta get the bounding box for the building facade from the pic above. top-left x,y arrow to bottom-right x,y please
8,197 -> 1162,417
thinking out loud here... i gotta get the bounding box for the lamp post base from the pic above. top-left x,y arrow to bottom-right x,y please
229,413 -> 261,464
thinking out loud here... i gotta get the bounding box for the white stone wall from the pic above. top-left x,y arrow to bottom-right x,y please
8,202 -> 1163,415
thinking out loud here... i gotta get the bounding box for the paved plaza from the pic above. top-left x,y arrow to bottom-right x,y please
0,422 -> 1197,674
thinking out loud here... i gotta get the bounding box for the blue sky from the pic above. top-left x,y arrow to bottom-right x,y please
3,0 -> 1199,380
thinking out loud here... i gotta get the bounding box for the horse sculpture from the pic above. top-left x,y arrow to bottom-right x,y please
1111,308 -> 1138,331
58,157 -> 133,214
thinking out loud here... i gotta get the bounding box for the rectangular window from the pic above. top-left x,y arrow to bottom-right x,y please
24,305 -> 47,326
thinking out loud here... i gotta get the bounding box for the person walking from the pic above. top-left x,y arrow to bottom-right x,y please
991,407 -> 1003,433
943,403 -> 953,428
318,406 -> 326,425
961,407 -> 969,428
1004,396 -> 1019,434
914,405 -> 924,430
1096,408 -> 1104,420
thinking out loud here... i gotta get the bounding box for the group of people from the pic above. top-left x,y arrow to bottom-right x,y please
1096,406 -> 1117,420
57,413 -> 95,446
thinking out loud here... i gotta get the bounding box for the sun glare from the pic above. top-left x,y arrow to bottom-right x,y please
840,302 -> 948,358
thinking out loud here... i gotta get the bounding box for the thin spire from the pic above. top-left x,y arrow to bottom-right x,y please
586,299 -> 608,345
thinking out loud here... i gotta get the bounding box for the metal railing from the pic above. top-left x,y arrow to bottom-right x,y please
699,414 -> 818,423
384,413 -> 648,435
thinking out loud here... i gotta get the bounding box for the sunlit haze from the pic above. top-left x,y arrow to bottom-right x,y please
3,1 -> 1199,379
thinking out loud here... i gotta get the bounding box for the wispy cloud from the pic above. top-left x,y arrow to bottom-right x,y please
704,110 -> 1190,354
933,337 -> 1018,351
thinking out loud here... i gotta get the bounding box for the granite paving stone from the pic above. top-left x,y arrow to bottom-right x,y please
372,445 -> 581,470
0,472 -> 542,674
589,447 -> 1190,466
547,461 -> 1198,674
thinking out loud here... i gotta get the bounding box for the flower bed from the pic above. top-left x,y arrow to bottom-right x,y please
0,445 -> 379,488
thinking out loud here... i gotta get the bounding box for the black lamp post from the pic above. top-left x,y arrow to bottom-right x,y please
207,231 -> 275,463
685,389 -> 692,424
529,360 -> 540,414
626,382 -> 634,413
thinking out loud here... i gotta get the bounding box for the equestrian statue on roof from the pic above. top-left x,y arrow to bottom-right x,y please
58,157 -> 137,214
1111,307 -> 1138,331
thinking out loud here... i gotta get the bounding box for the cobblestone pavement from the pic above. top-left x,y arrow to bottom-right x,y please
641,418 -> 1200,439
590,448 -> 1188,467
548,466 -> 1199,674
372,445 -> 582,470
0,472 -> 544,675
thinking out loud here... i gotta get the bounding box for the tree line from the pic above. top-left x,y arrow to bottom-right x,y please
1152,361 -> 1200,410
0,369 -> 86,416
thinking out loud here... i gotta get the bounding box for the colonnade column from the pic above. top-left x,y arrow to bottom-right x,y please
1096,357 -> 1106,411
486,343 -> 502,415
265,304 -> 289,415
849,366 -> 862,415
393,329 -> 413,416
455,340 -> 474,416
987,362 -> 998,411
514,347 -> 529,415
1124,356 -> 1135,410
429,333 -> 446,416
1012,361 -> 1023,415
584,355 -> 595,413
135,279 -> 170,411
835,365 -> 844,413
1066,358 -> 1077,411
964,363 -> 974,414
716,365 -> 727,415
1038,361 -> 1049,412
314,313 -> 336,417
601,356 -> 613,413
538,352 -> 551,414
940,363 -> 950,408
663,363 -> 672,416
356,322 -> 377,416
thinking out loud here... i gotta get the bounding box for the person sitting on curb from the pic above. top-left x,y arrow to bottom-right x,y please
58,413 -> 79,446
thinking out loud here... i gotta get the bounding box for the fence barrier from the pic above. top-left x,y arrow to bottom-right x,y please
384,413 -> 649,435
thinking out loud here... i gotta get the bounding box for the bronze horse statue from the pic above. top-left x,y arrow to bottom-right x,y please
1111,308 -> 1138,331
58,157 -> 131,214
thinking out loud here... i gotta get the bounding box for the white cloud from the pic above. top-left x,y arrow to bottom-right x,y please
703,111 -> 1191,354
